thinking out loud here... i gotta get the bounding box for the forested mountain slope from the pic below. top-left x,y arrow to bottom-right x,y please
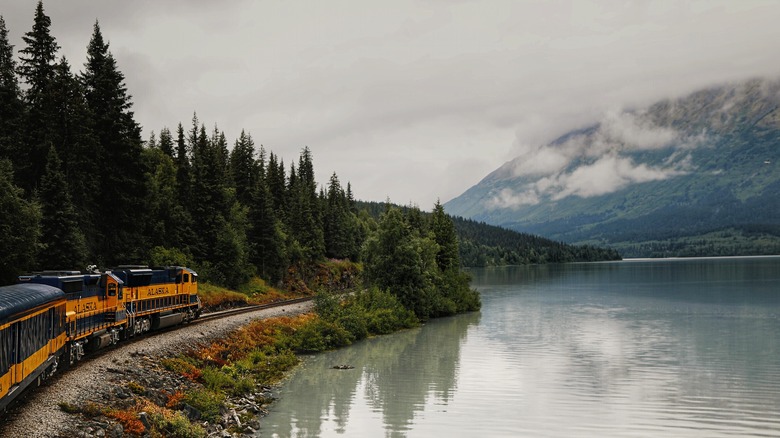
446,78 -> 780,257
357,201 -> 621,266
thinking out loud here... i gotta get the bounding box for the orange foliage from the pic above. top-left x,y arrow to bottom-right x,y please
166,390 -> 186,409
193,314 -> 316,365
107,409 -> 145,436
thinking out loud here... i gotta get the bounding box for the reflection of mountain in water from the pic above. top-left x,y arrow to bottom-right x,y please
263,311 -> 480,437
471,260 -> 780,430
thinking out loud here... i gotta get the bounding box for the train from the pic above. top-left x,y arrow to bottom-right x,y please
0,265 -> 201,411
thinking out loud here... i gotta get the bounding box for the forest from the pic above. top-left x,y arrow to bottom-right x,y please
0,3 -> 614,313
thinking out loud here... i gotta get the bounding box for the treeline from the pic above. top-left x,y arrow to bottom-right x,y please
452,217 -> 622,266
358,201 -> 622,266
0,4 -> 373,287
0,2 -> 483,324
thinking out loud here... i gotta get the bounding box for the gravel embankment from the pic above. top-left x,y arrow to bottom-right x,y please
0,301 -> 313,438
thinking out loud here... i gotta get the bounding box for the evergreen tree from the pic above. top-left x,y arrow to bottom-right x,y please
143,147 -> 192,251
16,1 -> 60,191
324,172 -> 351,259
146,130 -> 158,149
266,152 -> 287,216
175,123 -> 191,201
38,146 -> 88,269
0,160 -> 40,285
158,127 -> 174,158
81,21 -> 147,263
248,175 -> 287,283
363,207 -> 436,319
430,200 -> 460,272
229,130 -> 256,206
286,149 -> 325,261
0,16 -> 24,162
48,57 -> 101,250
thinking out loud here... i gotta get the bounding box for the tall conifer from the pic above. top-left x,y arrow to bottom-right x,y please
81,21 -> 146,263
38,146 -> 88,269
229,130 -> 257,206
16,1 -> 60,191
0,17 -> 24,162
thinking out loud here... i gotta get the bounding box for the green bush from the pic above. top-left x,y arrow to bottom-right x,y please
337,309 -> 368,341
201,366 -> 235,392
148,409 -> 207,438
183,389 -> 224,423
234,349 -> 299,384
292,319 -> 353,352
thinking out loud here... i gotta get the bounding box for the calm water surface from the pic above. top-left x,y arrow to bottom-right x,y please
262,257 -> 780,437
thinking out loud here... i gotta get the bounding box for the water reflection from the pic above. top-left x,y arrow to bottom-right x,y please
264,257 -> 780,437
263,312 -> 480,437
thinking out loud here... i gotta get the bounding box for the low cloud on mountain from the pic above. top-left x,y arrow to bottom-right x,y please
487,111 -> 697,209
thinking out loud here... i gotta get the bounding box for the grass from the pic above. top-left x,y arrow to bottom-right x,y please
198,276 -> 307,311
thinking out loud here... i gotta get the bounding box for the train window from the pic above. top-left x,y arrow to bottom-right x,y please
62,280 -> 83,294
0,326 -> 11,374
191,274 -> 198,283
183,274 -> 190,283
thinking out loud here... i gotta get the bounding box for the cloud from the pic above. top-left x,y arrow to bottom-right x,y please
489,153 -> 689,210
3,0 -> 780,209
486,187 -> 540,209
487,106 -> 699,209
597,111 -> 678,151
552,154 -> 686,199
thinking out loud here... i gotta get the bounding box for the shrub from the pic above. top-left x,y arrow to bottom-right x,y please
336,310 -> 368,341
182,389 -> 224,423
291,318 -> 353,352
166,390 -> 186,409
58,401 -> 80,414
161,357 -> 203,381
201,366 -> 235,392
198,282 -> 249,310
106,409 -> 145,436
147,408 -> 206,438
127,381 -> 145,395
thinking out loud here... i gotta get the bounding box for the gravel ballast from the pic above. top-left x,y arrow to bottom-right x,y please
0,301 -> 313,438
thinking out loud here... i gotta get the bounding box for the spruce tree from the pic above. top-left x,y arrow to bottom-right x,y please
143,147 -> 192,251
159,127 -> 174,158
430,200 -> 460,272
81,21 -> 146,263
175,123 -> 191,200
0,16 -> 24,162
16,1 -> 60,191
286,147 -> 324,260
0,159 -> 40,284
38,146 -> 88,269
229,130 -> 257,206
49,57 -> 101,251
324,172 -> 351,259
266,153 -> 287,216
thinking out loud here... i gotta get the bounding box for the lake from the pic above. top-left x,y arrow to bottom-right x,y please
261,257 -> 780,437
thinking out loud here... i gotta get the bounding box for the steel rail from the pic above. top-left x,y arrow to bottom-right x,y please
195,296 -> 313,322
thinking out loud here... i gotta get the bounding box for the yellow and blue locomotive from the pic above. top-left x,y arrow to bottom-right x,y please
0,265 -> 201,411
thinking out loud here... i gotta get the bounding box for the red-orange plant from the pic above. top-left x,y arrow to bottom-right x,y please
166,390 -> 186,409
106,409 -> 145,436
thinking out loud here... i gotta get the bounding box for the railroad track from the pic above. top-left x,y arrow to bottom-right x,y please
196,296 -> 313,322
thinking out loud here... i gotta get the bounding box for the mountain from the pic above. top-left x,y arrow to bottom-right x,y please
445,78 -> 780,257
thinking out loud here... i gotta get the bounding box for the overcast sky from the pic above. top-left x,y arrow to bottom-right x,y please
3,0 -> 780,208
